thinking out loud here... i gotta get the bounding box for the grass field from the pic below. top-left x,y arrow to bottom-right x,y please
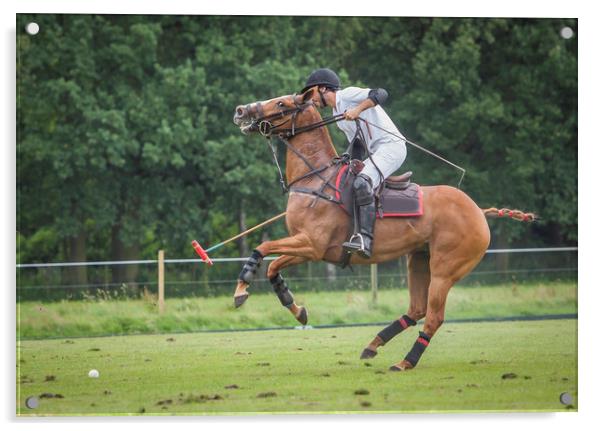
18,281 -> 576,339
17,319 -> 577,415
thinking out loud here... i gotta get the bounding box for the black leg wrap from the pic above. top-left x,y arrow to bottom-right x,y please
238,249 -> 264,284
270,273 -> 294,308
377,315 -> 417,344
404,331 -> 431,367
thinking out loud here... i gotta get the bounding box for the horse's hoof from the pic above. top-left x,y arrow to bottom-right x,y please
389,360 -> 413,372
234,293 -> 249,308
296,307 -> 308,325
360,348 -> 377,360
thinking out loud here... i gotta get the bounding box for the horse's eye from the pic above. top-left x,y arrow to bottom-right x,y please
277,101 -> 285,107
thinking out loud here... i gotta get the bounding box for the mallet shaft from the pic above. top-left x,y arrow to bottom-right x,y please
205,211 -> 287,253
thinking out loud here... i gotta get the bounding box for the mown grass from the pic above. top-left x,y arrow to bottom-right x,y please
17,281 -> 576,339
16,319 -> 577,415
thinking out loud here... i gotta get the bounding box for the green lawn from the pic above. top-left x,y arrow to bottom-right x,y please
17,281 -> 576,339
17,319 -> 577,415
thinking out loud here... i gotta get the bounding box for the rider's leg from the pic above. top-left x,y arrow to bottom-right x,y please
342,141 -> 405,259
342,173 -> 376,259
360,139 -> 407,187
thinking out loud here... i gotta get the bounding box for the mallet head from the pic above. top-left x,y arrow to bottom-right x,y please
191,240 -> 213,266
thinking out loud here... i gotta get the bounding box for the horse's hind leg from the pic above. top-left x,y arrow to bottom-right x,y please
389,275 -> 452,371
360,250 -> 430,359
266,255 -> 309,325
389,244 -> 486,371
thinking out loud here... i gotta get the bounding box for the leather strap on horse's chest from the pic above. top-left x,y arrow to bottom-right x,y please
289,158 -> 349,207
289,186 -> 342,205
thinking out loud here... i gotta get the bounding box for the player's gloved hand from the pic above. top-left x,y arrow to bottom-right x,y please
344,107 -> 362,121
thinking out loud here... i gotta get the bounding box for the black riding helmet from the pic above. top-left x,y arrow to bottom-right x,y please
301,68 -> 341,93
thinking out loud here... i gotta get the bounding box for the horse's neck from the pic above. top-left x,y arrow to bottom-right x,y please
285,117 -> 338,185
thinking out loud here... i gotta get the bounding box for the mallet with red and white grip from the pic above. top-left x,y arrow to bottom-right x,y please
191,211 -> 286,265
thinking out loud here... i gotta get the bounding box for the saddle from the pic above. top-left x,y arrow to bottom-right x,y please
384,172 -> 413,190
335,162 -> 424,218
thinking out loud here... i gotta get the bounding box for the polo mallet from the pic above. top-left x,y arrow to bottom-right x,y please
191,211 -> 287,265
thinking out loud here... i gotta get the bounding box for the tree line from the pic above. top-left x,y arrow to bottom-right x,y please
16,15 -> 577,284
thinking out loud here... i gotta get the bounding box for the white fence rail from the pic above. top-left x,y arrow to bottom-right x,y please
17,247 -> 578,309
16,247 -> 578,268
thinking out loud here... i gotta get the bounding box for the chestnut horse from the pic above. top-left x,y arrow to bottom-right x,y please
232,87 -> 534,371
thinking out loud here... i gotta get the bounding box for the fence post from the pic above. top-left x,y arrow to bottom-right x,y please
400,255 -> 407,288
158,250 -> 165,314
371,263 -> 378,304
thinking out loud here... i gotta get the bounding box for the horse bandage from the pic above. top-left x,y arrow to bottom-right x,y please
238,249 -> 264,284
270,273 -> 294,308
404,331 -> 431,367
377,315 -> 417,344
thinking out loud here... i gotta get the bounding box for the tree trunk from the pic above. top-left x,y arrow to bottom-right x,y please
237,206 -> 249,257
549,222 -> 563,245
62,231 -> 87,286
111,225 -> 140,284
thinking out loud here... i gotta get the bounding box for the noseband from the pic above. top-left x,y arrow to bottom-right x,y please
244,100 -> 312,138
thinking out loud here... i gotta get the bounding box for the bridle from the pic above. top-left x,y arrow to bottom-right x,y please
240,96 -> 348,199
242,96 -> 345,139
241,99 -> 307,137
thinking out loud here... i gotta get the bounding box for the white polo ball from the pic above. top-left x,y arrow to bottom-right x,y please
88,369 -> 99,378
25,22 -> 40,35
560,27 -> 574,39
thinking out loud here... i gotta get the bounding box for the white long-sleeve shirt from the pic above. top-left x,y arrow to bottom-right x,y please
334,86 -> 405,151
333,86 -> 407,187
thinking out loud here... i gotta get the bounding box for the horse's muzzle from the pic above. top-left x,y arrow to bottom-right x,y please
233,105 -> 258,134
240,122 -> 259,135
233,105 -> 248,126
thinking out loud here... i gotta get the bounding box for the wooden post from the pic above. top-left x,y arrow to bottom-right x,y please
158,250 -> 165,314
370,263 -> 378,304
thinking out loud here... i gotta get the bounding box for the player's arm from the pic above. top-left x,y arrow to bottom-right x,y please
344,88 -> 388,120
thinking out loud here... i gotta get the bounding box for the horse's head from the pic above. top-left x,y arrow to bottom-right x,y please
233,88 -> 317,137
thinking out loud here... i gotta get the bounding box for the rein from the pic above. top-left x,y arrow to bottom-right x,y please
254,101 -> 347,198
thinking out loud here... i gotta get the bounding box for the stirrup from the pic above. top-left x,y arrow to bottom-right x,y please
342,233 -> 366,253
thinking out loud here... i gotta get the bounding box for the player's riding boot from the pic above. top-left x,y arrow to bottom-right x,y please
342,173 -> 376,259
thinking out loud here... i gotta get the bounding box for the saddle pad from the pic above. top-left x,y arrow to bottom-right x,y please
378,183 -> 423,218
335,164 -> 423,218
335,164 -> 354,215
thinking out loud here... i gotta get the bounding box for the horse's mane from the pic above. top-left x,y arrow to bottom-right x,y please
301,103 -> 339,158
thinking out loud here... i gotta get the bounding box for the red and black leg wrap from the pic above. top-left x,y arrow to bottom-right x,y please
270,273 -> 294,309
238,249 -> 264,284
377,315 -> 416,344
404,331 -> 431,367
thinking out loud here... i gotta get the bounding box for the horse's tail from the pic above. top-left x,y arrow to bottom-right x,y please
482,207 -> 537,222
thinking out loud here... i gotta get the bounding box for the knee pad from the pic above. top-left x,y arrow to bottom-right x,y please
352,174 -> 374,206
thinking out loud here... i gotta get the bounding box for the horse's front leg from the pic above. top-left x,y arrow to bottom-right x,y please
233,234 -> 317,308
266,255 -> 309,324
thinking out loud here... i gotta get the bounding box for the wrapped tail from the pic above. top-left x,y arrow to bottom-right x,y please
482,207 -> 536,222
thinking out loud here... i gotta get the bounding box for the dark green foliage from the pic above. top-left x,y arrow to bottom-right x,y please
17,15 -> 577,267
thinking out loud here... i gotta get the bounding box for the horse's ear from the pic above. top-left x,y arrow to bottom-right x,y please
301,86 -> 316,103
